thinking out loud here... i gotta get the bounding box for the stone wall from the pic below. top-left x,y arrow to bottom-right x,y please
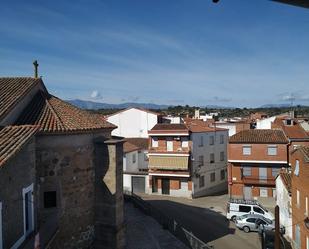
0,138 -> 36,249
36,131 -> 111,249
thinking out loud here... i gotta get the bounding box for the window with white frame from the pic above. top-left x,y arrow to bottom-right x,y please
297,189 -> 300,208
267,145 -> 277,156
307,236 -> 309,249
152,137 -> 158,147
220,134 -> 224,144
294,160 -> 300,176
242,145 -> 251,155
242,166 -> 252,177
166,138 -> 173,151
305,196 -> 308,216
181,137 -> 188,148
209,136 -> 214,145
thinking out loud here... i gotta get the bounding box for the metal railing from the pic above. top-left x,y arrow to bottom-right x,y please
124,191 -> 213,249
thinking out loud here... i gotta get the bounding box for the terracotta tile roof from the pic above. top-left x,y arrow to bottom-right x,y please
279,171 -> 292,193
272,117 -> 309,140
185,119 -> 228,133
229,129 -> 288,144
15,91 -> 116,133
150,123 -> 188,131
0,77 -> 42,120
124,138 -> 148,151
0,125 -> 39,167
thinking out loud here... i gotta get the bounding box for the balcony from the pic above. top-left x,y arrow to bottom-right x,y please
148,147 -> 190,154
148,155 -> 189,171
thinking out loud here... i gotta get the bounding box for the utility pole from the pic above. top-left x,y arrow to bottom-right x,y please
275,205 -> 280,249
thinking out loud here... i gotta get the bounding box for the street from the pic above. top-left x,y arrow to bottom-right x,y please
139,194 -> 282,249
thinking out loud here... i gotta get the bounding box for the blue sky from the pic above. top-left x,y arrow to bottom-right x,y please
0,0 -> 309,107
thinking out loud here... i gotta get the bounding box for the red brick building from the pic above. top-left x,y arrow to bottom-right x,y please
148,124 -> 192,197
228,129 -> 289,199
290,146 -> 309,249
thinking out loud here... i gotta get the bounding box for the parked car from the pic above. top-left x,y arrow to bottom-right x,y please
235,214 -> 285,234
226,199 -> 274,222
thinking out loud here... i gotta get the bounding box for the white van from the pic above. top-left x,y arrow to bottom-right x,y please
226,199 -> 274,222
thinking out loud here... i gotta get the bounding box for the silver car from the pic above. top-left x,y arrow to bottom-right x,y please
235,214 -> 285,234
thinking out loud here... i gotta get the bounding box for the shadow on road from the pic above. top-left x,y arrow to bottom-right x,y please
144,199 -> 235,244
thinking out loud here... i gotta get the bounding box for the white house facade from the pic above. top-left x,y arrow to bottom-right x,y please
123,138 -> 149,194
276,172 -> 292,240
107,107 -> 160,138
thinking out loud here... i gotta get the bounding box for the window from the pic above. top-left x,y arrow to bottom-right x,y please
253,206 -> 265,215
210,153 -> 215,163
242,166 -> 252,177
210,172 -> 215,182
220,151 -> 224,161
209,136 -> 214,145
247,218 -> 257,223
152,137 -> 158,147
144,152 -> 148,161
307,236 -> 309,249
295,225 -> 301,249
260,188 -> 268,197
198,156 -> 204,166
181,137 -> 188,148
199,175 -> 205,188
242,146 -> 251,155
267,145 -> 277,156
297,190 -> 300,208
271,167 -> 281,177
199,136 -> 204,147
305,197 -> 308,216
132,153 -> 136,163
294,160 -> 300,176
220,134 -> 224,144
44,191 -> 57,208
166,138 -> 173,151
220,169 -> 225,180
256,219 -> 267,225
239,205 -> 251,212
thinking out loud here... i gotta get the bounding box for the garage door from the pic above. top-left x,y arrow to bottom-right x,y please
132,176 -> 145,194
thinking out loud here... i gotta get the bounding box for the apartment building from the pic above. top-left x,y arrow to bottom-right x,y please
290,146 -> 309,249
228,129 -> 289,200
148,120 -> 228,198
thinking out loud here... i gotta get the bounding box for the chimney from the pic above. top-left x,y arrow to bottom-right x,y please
33,60 -> 39,78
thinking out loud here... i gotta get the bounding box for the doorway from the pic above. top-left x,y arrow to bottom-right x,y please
162,179 -> 170,195
23,184 -> 34,237
0,201 -> 2,249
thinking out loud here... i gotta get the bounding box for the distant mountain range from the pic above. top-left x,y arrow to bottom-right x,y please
67,99 -> 170,110
259,103 -> 303,108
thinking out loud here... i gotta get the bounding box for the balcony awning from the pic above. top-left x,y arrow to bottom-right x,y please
149,156 -> 189,170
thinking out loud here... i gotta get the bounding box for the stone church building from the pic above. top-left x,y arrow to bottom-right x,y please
0,67 -> 124,249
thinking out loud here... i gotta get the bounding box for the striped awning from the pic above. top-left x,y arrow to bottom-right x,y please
149,156 -> 189,170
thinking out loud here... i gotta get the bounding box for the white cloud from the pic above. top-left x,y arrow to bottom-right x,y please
90,90 -> 102,100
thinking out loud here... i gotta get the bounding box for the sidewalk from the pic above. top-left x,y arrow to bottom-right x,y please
125,201 -> 189,249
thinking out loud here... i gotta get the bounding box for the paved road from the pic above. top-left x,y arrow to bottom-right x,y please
140,194 -> 262,249
125,201 -> 189,249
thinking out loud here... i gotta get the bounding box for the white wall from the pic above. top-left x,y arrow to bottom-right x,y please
276,177 -> 292,240
123,149 -> 148,173
107,108 -> 158,138
214,123 -> 236,137
256,116 -> 276,130
123,174 -> 149,193
191,130 -> 228,197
